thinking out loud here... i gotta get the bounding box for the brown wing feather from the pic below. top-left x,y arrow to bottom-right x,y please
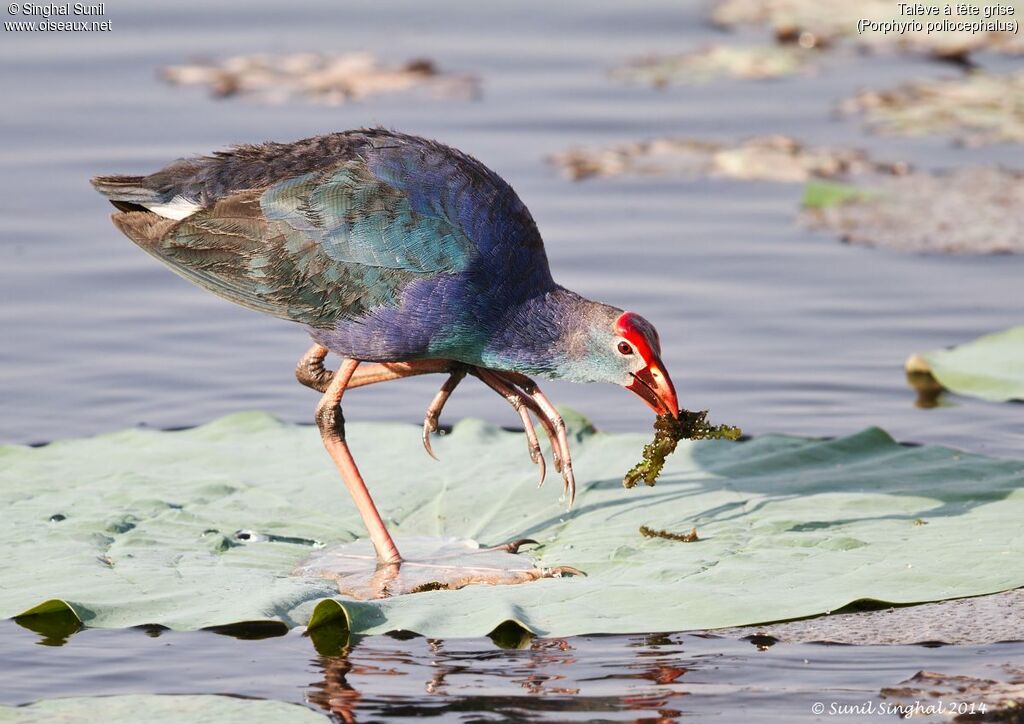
110,188 -> 413,327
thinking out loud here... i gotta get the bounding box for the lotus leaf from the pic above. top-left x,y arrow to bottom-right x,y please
1,413 -> 1022,638
907,327 -> 1024,402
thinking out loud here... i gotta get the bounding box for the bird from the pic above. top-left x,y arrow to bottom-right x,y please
91,129 -> 679,571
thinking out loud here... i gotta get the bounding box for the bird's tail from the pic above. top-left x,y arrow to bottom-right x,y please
90,175 -> 163,211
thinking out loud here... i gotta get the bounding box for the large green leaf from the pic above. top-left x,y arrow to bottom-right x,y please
1,413 -> 1022,637
0,694 -> 325,723
908,327 -> 1024,402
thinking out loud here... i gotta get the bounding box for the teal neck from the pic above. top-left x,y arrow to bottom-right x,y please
479,286 -> 621,381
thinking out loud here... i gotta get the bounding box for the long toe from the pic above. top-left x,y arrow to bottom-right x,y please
543,565 -> 586,578
488,537 -> 539,554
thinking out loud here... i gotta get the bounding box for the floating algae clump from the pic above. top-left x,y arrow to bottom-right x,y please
640,525 -> 700,542
623,410 -> 742,488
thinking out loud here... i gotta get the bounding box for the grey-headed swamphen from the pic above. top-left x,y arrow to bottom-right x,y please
92,129 -> 679,576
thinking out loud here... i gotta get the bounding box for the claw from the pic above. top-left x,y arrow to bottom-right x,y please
494,374 -> 576,507
518,406 -> 545,486
490,537 -> 539,554
422,421 -> 438,461
508,401 -> 546,486
475,369 -> 549,485
523,413 -> 546,485
535,396 -> 574,505
544,565 -> 586,578
501,381 -> 562,474
421,369 -> 467,460
412,364 -> 576,506
526,397 -> 562,474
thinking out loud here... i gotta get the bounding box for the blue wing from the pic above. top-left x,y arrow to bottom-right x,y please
101,131 -> 550,329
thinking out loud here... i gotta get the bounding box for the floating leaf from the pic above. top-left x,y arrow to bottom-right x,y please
881,667 -> 1024,718
841,71 -> 1024,146
551,135 -> 906,182
801,180 -> 878,209
906,327 -> 1024,402
0,694 -> 326,723
488,620 -> 535,650
160,52 -> 479,105
14,599 -> 81,646
614,45 -> 810,85
802,167 -> 1024,254
1,413 -> 1023,638
305,599 -> 351,656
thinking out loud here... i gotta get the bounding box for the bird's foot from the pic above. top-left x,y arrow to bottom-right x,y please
297,346 -> 576,505
481,538 -> 585,581
418,365 -> 576,504
294,536 -> 584,600
421,366 -> 468,460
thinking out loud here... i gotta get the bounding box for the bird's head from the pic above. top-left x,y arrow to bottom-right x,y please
564,308 -> 679,418
614,311 -> 680,418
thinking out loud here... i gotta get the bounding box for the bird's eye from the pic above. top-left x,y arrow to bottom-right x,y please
617,341 -> 634,355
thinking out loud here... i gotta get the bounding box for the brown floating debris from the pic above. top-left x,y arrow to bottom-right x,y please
551,135 -> 908,182
881,668 -> 1024,720
640,525 -> 700,542
409,581 -> 449,593
614,44 -> 811,86
841,71 -> 1024,147
802,167 -> 1024,254
160,52 -> 479,105
711,0 -> 1024,58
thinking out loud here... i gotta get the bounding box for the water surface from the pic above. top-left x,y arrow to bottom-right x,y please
3,620 -> 1023,722
2,0 -> 1021,454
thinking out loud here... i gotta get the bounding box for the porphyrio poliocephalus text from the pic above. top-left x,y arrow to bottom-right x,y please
92,129 -> 679,577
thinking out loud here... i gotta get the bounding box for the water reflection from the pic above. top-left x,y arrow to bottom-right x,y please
307,655 -> 360,724
5,617 -> 1024,722
303,629 -> 698,721
13,609 -> 82,647
905,369 -> 948,409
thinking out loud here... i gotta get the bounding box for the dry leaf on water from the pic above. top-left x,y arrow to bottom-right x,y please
551,135 -> 907,182
842,71 -> 1024,147
802,168 -> 1024,254
613,44 -> 811,86
161,52 -> 479,105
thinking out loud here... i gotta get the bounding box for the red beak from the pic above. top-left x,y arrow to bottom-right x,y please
626,355 -> 679,418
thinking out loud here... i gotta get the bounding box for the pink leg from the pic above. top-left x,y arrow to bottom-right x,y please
348,359 -> 456,389
297,344 -> 454,393
299,345 -> 575,508
315,357 -> 402,564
